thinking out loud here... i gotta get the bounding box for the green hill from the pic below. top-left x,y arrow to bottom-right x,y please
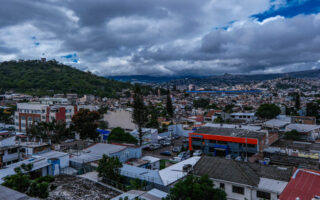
0,60 -> 132,97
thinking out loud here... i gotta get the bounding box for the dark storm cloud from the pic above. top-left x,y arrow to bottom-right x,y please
0,0 -> 319,75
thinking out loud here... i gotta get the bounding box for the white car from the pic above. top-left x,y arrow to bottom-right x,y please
193,150 -> 202,156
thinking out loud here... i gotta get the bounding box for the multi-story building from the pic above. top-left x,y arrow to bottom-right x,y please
14,98 -> 99,132
0,135 -> 21,168
189,127 -> 269,158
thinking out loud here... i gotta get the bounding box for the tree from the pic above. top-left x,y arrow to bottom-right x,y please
193,98 -> 210,109
98,121 -> 109,130
108,127 -> 138,144
294,93 -> 301,110
146,105 -> 160,129
223,104 -> 234,113
166,89 -> 174,119
306,102 -> 319,118
284,129 -> 301,140
72,109 -> 101,140
132,85 -> 148,146
256,104 -> 281,119
97,155 -> 123,183
165,175 -> 226,200
27,120 -> 73,143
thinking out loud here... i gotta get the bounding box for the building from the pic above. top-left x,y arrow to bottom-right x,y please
230,112 -> 257,122
0,150 -> 69,184
112,189 -> 167,200
70,143 -> 142,168
0,136 -> 21,168
291,116 -> 317,125
189,127 -> 269,158
130,128 -> 158,145
279,169 -> 320,200
285,124 -> 320,141
264,139 -> 320,161
14,98 -> 99,132
120,157 -> 201,192
126,156 -> 160,170
193,156 -> 293,200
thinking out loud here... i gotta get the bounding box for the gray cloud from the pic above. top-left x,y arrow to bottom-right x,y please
0,0 -> 319,76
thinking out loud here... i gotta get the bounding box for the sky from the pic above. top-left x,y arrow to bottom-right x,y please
0,0 -> 320,76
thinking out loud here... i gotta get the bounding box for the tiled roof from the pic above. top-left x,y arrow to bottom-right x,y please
193,156 -> 293,187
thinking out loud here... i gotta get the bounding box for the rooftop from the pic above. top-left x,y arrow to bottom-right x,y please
270,139 -> 320,151
280,169 -> 320,200
193,156 -> 293,187
70,143 -> 127,163
0,185 -> 38,200
193,127 -> 266,139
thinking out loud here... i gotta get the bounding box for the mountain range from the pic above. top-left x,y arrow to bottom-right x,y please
108,69 -> 320,85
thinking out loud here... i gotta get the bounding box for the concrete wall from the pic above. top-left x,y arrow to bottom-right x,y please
212,179 -> 279,200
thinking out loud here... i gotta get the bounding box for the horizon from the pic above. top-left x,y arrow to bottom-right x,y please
0,1 -> 320,76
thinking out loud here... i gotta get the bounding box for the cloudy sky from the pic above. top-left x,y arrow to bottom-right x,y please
0,0 -> 320,76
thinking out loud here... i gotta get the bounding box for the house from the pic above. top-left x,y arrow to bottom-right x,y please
130,128 -> 158,145
111,189 -> 168,200
263,119 -> 290,131
264,139 -> 320,160
204,110 -> 222,121
280,169 -> 320,200
189,127 -> 268,158
0,150 -> 69,183
230,112 -> 257,122
291,116 -> 317,125
120,157 -> 201,192
0,136 -> 21,168
70,143 -> 142,167
285,124 -> 320,141
193,156 -> 293,200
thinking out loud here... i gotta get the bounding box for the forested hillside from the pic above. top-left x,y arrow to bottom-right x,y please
0,60 -> 132,97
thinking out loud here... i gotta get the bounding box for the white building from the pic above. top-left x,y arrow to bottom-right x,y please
14,98 -> 99,132
193,156 -> 293,200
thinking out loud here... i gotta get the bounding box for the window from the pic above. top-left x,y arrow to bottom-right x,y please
232,186 -> 244,195
216,141 -> 227,145
21,116 -> 26,120
28,117 -> 32,121
247,144 -> 256,148
257,191 -> 270,199
220,183 -> 225,190
8,148 -> 18,154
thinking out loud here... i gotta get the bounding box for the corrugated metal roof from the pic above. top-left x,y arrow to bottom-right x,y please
159,156 -> 201,186
280,169 -> 320,200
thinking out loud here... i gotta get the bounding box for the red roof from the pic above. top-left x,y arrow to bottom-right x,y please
280,169 -> 320,200
205,110 -> 222,118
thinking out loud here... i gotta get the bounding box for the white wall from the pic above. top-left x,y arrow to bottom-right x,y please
212,179 -> 279,200
0,136 -> 16,147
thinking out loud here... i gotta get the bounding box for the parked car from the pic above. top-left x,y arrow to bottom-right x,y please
149,143 -> 161,150
160,151 -> 172,156
193,150 -> 202,156
160,139 -> 171,146
172,146 -> 182,153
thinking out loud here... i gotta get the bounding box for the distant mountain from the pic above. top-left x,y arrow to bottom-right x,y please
169,69 -> 320,85
107,75 -> 205,83
0,60 -> 132,97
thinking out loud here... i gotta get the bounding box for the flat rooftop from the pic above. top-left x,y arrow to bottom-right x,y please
193,127 -> 266,139
271,139 -> 320,151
